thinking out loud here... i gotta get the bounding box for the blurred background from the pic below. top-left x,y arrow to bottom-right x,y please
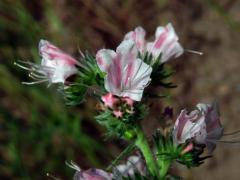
0,0 -> 240,179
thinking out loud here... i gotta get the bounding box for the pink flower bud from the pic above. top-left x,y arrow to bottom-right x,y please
101,93 -> 117,108
181,143 -> 194,155
113,110 -> 123,118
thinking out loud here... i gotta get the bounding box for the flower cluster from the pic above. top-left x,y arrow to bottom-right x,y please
16,23 -> 230,180
15,40 -> 79,85
97,23 -> 183,103
101,93 -> 134,118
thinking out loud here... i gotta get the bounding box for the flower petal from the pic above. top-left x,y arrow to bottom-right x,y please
124,26 -> 146,53
39,39 -> 78,83
39,39 -> 77,66
173,109 -> 207,144
96,49 -> 116,72
197,103 -> 223,152
98,40 -> 152,101
149,23 -> 184,63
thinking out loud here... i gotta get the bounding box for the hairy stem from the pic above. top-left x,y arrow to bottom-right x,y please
158,159 -> 171,180
135,125 -> 159,177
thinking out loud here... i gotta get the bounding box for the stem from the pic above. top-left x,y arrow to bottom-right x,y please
158,159 -> 171,180
135,125 -> 159,177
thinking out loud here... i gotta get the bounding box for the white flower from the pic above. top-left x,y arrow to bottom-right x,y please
147,23 -> 184,64
96,40 -> 152,101
124,26 -> 146,54
15,39 -> 78,85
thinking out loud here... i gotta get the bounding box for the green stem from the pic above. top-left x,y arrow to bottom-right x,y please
135,125 -> 159,177
158,159 -> 171,180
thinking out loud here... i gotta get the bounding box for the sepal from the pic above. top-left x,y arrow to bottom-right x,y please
95,103 -> 148,138
153,130 -> 211,169
60,52 -> 105,106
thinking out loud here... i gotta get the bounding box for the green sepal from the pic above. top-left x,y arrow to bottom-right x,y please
61,51 -> 105,106
95,103 -> 149,138
153,130 -> 211,170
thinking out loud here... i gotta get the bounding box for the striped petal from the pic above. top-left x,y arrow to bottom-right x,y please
97,40 -> 152,101
148,23 -> 184,64
39,39 -> 78,83
124,26 -> 146,53
96,49 -> 116,72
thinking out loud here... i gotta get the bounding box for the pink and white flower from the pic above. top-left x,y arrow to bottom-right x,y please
96,40 -> 152,101
39,39 -> 78,83
124,26 -> 146,54
15,39 -> 78,85
173,103 -> 223,153
67,162 -> 112,180
147,23 -> 184,64
124,23 -> 184,65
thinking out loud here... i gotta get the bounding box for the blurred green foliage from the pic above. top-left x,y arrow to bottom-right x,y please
0,0 -> 108,179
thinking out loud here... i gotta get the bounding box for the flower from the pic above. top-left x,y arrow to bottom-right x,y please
146,23 -> 183,64
124,26 -> 146,54
173,103 -> 223,153
114,156 -> 146,177
96,40 -> 152,101
15,39 -> 78,85
124,23 -> 184,65
67,162 -> 112,180
101,93 -> 118,108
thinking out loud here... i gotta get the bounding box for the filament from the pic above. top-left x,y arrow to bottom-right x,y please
185,49 -> 203,56
14,62 -> 32,71
22,79 -> 48,85
46,173 -> 60,180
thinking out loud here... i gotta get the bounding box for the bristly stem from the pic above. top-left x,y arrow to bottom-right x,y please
135,124 -> 159,177
158,159 -> 171,180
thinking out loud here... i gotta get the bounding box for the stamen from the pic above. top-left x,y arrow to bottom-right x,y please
30,72 -> 46,79
14,62 -> 32,71
65,161 -> 81,171
46,173 -> 60,180
185,49 -> 203,56
77,47 -> 85,58
22,79 -> 48,85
